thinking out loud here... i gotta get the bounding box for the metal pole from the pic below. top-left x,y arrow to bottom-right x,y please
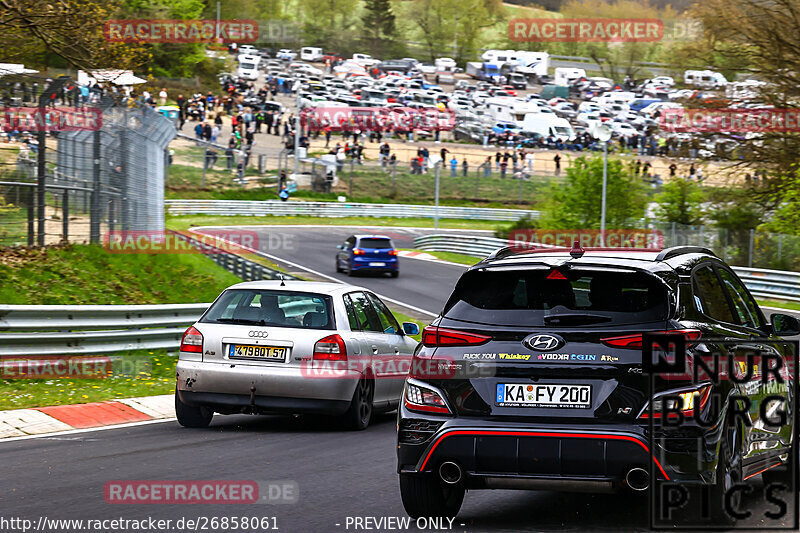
434,161 -> 441,230
293,91 -> 300,179
475,165 -> 480,198
600,141 -> 608,241
202,150 -> 208,188
748,228 -> 755,267
62,191 -> 69,242
391,162 -> 397,197
27,187 -> 34,245
90,129 -> 101,243
518,168 -> 523,203
37,130 -> 46,246
348,159 -> 354,197
215,1 -> 221,40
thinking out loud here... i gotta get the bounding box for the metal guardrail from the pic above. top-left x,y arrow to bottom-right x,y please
0,303 -> 206,356
413,234 -> 800,303
166,199 -> 540,222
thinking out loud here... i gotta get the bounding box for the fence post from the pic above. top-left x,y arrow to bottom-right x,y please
62,191 -> 69,243
37,130 -> 46,246
474,166 -> 480,199
90,129 -> 101,244
748,229 -> 755,268
778,234 -> 784,263
348,159 -> 354,197
518,171 -> 523,203
27,187 -> 34,246
391,162 -> 397,198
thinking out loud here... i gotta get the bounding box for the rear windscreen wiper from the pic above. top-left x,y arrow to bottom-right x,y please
543,313 -> 611,325
213,318 -> 266,326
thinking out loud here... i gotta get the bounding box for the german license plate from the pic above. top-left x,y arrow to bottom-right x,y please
229,345 -> 287,361
369,262 -> 386,266
496,383 -> 591,408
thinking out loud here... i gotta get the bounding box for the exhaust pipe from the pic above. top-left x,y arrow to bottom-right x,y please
438,461 -> 463,485
625,467 -> 650,491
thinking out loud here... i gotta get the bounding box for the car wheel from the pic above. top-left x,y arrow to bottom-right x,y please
335,257 -> 342,273
390,271 -> 399,278
399,473 -> 465,518
175,389 -> 213,428
711,425 -> 743,525
342,376 -> 374,430
346,261 -> 354,276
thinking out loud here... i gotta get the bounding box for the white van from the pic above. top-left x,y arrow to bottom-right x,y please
435,57 -> 457,71
554,67 -> 586,86
237,54 -> 260,80
484,97 -> 542,127
684,70 -> 728,89
521,114 -> 576,142
300,47 -> 323,62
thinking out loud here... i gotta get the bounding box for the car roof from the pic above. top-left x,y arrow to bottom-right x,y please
354,234 -> 394,240
478,246 -> 719,275
225,280 -> 371,295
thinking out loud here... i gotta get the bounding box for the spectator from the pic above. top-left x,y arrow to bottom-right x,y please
450,156 -> 458,177
553,153 -> 561,176
462,158 -> 469,177
669,163 -> 677,177
483,156 -> 492,178
158,88 -> 168,106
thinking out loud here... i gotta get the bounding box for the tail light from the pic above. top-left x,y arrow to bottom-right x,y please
421,326 -> 491,347
180,326 -> 203,353
313,334 -> 347,361
640,384 -> 711,419
601,329 -> 701,349
352,248 -> 365,255
404,380 -> 451,414
388,249 -> 398,256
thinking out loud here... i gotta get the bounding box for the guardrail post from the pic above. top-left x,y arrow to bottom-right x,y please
748,229 -> 755,268
27,186 -> 34,246
37,130 -> 46,246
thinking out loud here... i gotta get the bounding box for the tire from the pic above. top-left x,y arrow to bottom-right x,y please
335,257 -> 342,273
175,389 -> 213,428
342,376 -> 374,430
399,473 -> 465,518
390,271 -> 399,278
710,425 -> 743,525
346,261 -> 354,277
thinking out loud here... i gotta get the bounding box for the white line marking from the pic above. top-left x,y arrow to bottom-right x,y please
0,418 -> 176,444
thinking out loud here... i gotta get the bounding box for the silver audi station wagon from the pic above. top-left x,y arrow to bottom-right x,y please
175,281 -> 420,430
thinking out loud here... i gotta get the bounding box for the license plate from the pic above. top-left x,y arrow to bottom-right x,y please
229,345 -> 287,361
369,262 -> 386,266
496,383 -> 591,408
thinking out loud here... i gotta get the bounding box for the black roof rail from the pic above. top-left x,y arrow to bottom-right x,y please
655,246 -> 717,261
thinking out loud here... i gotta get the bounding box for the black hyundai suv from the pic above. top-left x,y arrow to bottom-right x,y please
397,245 -> 798,523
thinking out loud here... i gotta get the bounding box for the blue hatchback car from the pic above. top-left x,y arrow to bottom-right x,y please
336,235 -> 399,277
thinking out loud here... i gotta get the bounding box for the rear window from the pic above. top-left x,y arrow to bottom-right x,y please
201,289 -> 334,329
443,269 -> 668,327
359,238 -> 393,249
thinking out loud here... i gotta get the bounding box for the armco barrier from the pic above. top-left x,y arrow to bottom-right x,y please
0,304 -> 206,356
413,234 -> 800,303
165,199 -> 539,222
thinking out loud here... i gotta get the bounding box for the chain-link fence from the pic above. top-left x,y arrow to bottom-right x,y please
0,73 -> 175,246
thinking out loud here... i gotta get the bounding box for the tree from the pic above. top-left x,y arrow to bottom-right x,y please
538,156 -> 648,229
653,178 -> 706,225
362,0 -> 400,57
0,0 -> 149,70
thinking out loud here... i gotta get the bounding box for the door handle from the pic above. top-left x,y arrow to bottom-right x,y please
371,344 -> 378,354
394,347 -> 400,355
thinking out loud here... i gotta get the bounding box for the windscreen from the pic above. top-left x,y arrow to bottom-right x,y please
443,268 -> 668,327
359,238 -> 393,249
201,289 -> 334,330
240,63 -> 255,70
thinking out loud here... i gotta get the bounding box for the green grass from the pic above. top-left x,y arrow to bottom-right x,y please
400,248 -> 482,266
0,204 -> 28,246
166,214 -> 503,232
758,300 -> 800,311
0,351 -> 177,410
0,244 -> 241,304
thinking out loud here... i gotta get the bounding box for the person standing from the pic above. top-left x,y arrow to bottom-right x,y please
500,158 -> 508,179
669,162 -> 677,178
462,158 -> 469,177
158,88 -> 168,106
450,156 -> 458,177
483,156 -> 492,178
553,153 -> 561,176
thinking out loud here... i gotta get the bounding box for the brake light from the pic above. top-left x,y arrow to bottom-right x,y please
421,326 -> 491,347
388,249 -> 398,256
404,381 -> 451,414
180,326 -> 203,353
547,269 -> 567,280
640,384 -> 711,419
600,329 -> 701,349
313,334 -> 347,361
352,248 -> 365,255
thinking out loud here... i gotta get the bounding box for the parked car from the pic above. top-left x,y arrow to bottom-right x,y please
336,235 -> 399,277
397,245 -> 796,522
176,281 -> 419,430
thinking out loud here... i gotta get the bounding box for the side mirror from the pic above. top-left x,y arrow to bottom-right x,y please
771,313 -> 800,337
336,244 -> 344,250
402,322 -> 420,336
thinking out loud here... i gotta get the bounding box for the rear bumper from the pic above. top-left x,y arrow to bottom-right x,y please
351,257 -> 398,271
176,359 -> 359,414
397,409 -> 715,489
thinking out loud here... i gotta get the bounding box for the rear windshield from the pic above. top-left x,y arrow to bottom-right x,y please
201,289 -> 335,329
359,238 -> 393,249
443,269 -> 668,327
